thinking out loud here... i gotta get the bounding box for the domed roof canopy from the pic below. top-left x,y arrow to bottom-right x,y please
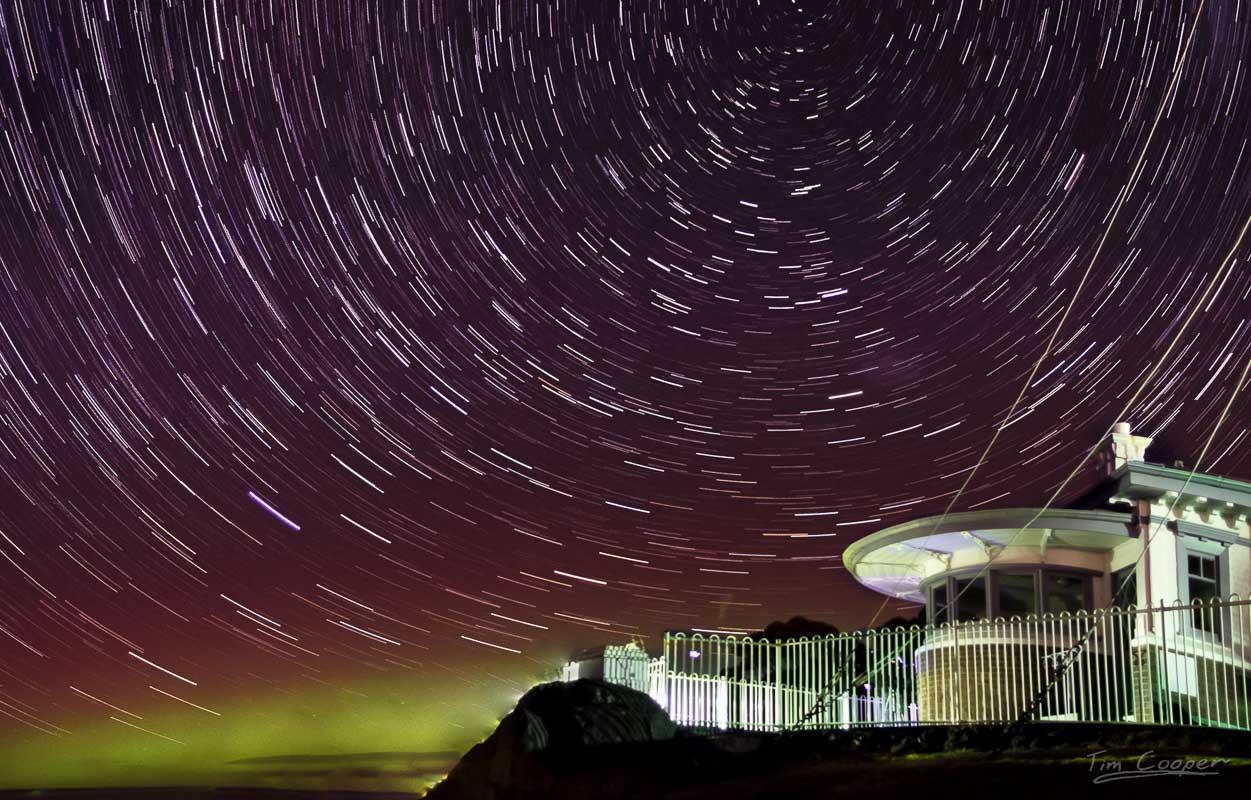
844,425 -> 1251,605
843,508 -> 1134,602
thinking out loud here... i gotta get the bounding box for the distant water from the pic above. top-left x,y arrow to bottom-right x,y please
0,751 -> 461,798
222,750 -> 461,793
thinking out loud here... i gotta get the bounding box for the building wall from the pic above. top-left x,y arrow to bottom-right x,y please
1131,500 -> 1251,660
1171,502 -> 1251,600
1129,642 -> 1251,728
1140,502 -> 1181,608
941,546 -> 1108,576
915,640 -> 1038,723
1109,539 -> 1143,574
1140,498 -> 1251,601
913,632 -> 1251,727
1232,545 -> 1251,600
560,656 -> 604,682
915,634 -> 1144,724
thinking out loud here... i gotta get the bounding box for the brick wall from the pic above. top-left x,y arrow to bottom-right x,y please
1130,645 -> 1155,723
915,640 -> 1141,723
916,642 -> 1037,722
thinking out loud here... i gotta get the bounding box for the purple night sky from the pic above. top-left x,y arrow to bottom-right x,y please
1,0 -> 1250,779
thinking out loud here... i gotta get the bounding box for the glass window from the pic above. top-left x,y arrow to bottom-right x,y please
954,577 -> 986,622
1045,574 -> 1086,615
1187,552 -> 1220,635
1111,566 -> 1137,610
930,583 -> 949,625
997,573 -> 1037,617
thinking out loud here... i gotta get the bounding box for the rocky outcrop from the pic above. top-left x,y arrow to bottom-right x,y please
428,714 -> 1251,800
509,678 -> 677,749
427,679 -> 676,800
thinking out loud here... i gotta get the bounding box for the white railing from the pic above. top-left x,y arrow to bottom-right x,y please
602,642 -> 650,691
605,598 -> 1251,732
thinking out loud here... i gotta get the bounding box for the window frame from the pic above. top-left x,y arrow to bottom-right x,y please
951,574 -> 990,622
924,565 -> 1097,624
990,570 -> 1041,619
1175,537 -> 1231,642
928,581 -> 950,626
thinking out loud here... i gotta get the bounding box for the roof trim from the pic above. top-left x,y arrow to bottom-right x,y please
843,507 -> 1134,577
1114,462 -> 1251,508
1171,520 -> 1251,548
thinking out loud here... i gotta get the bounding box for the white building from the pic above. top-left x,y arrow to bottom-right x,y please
845,423 -> 1250,630
568,425 -> 1251,730
844,423 -> 1251,724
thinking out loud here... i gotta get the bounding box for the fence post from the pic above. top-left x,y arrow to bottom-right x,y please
774,639 -> 783,731
952,621 -> 961,723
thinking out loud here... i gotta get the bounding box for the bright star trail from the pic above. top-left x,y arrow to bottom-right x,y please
1,0 -> 1251,787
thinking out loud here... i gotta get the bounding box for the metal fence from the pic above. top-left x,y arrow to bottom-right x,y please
607,597 -> 1251,732
603,642 -> 650,690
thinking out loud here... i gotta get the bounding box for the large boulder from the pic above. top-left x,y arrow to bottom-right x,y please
429,679 -> 677,800
510,678 -> 677,749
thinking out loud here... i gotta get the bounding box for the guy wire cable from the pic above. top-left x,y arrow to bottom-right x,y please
866,0 -> 1210,628
940,202 -> 1251,618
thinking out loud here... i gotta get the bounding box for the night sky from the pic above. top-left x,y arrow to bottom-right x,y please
2,0 -> 1251,788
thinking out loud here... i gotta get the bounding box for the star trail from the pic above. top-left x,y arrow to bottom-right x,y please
2,0 -> 1251,781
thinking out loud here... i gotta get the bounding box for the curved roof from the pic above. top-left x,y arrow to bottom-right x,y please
843,507 -> 1133,601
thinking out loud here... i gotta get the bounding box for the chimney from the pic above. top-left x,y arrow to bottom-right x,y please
1097,422 -> 1153,477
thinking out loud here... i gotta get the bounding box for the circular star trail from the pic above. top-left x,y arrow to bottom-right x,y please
2,0 -> 1251,762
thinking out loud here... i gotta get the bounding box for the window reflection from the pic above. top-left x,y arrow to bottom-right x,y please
1045,573 -> 1086,614
955,578 -> 986,622
997,573 -> 1036,618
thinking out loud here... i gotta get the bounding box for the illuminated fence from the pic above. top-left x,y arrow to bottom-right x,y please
611,598 -> 1251,732
602,643 -> 650,691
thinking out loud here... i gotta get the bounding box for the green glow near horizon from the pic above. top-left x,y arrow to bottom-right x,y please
0,670 -> 536,792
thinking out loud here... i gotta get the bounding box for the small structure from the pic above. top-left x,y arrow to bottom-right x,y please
561,641 -> 652,692
844,423 -> 1251,725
